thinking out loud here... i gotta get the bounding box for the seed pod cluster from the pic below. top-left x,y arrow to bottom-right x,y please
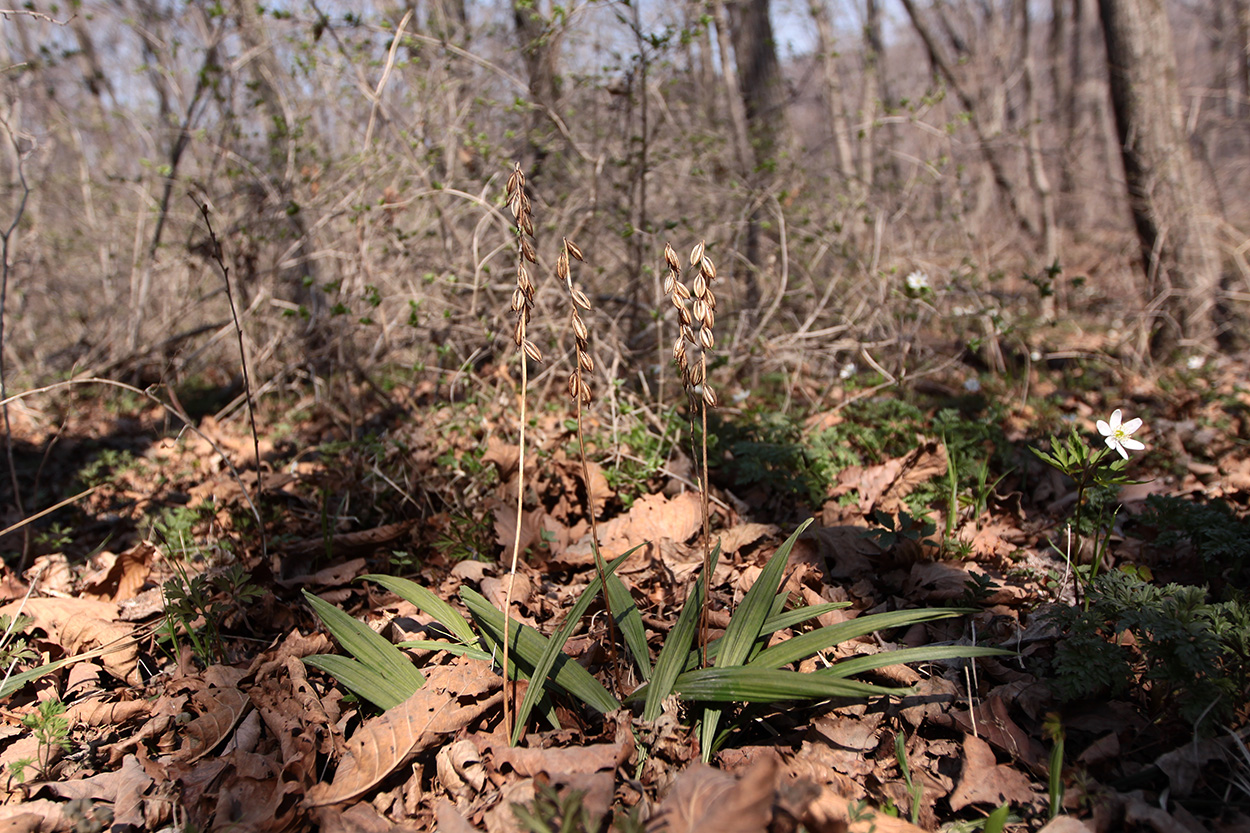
664,240 -> 718,408
561,238 -> 593,404
506,163 -> 542,364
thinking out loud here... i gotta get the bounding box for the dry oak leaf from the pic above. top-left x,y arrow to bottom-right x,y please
174,685 -> 251,764
488,734 -> 632,778
305,658 -> 500,806
646,756 -> 777,833
491,497 -> 547,564
562,490 -> 703,567
832,441 -> 948,516
80,541 -> 156,602
0,596 -> 140,685
948,734 -> 1037,812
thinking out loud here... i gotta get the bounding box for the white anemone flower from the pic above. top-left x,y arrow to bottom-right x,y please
1096,409 -> 1145,459
905,271 -> 930,293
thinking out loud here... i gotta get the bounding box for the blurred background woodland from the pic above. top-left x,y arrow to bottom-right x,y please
1,0 -> 1248,402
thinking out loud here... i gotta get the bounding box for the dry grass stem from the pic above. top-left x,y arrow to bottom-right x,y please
502,162 -> 541,740
561,237 -> 619,681
664,240 -> 719,665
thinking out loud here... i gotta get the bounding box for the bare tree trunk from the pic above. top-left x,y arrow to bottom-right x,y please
1020,0 -> 1056,265
709,0 -> 751,174
1237,0 -> 1250,117
810,0 -> 854,183
899,0 -> 1038,239
727,0 -> 786,308
859,0 -> 893,190
1098,0 -> 1221,353
513,0 -> 564,182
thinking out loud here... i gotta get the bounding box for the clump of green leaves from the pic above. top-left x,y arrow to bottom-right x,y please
0,613 -> 38,674
1032,424 -> 1139,606
1044,570 -> 1250,730
9,697 -> 71,782
162,563 -> 264,664
1139,495 -> 1250,593
512,779 -> 645,833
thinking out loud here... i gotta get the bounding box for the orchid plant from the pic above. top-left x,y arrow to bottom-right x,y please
1032,409 -> 1146,607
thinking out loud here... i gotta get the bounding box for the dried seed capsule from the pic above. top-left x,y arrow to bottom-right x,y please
693,273 -> 707,298
678,306 -> 692,327
572,312 -> 588,341
701,256 -> 716,281
690,241 -> 705,267
673,336 -> 685,361
580,380 -> 593,403
579,351 -> 594,372
689,362 -> 704,385
557,251 -> 569,281
568,372 -> 580,400
566,239 -> 584,261
662,272 -> 676,296
523,340 -> 543,362
703,308 -> 716,330
513,319 -> 525,346
572,288 -> 591,310
511,287 -> 525,311
705,287 -> 716,310
699,327 -> 715,350
674,280 -> 692,301
703,384 -> 717,407
665,243 -> 681,273
693,298 -> 708,323
680,324 -> 695,345
521,238 -> 536,263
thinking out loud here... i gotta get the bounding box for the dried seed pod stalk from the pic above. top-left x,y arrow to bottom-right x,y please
662,240 -> 719,665
502,163 -> 541,740
562,238 -> 617,678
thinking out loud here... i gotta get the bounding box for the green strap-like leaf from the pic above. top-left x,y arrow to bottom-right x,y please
362,574 -> 476,644
512,550 -> 633,744
817,644 -> 1012,678
303,589 -> 425,695
643,541 -> 722,722
675,666 -> 913,702
606,571 -> 651,682
748,607 -> 973,670
703,519 -> 813,759
460,587 -> 619,715
302,654 -> 413,710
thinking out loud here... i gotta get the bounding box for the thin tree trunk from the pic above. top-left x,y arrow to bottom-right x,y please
810,0 -> 854,182
1020,0 -> 1056,265
513,0 -> 563,182
1098,0 -> 1221,352
899,0 -> 1038,239
709,0 -> 751,174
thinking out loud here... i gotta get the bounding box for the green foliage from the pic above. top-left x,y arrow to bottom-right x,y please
512,779 -> 644,833
76,448 -> 138,489
1044,571 -> 1250,730
865,509 -> 937,551
9,697 -> 71,782
593,406 -> 682,509
1140,495 -> 1250,590
161,563 -> 264,664
0,613 -> 37,672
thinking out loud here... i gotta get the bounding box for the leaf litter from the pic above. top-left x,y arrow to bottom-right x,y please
0,369 -> 1249,831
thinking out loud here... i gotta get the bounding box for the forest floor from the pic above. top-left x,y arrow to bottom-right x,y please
1,342 -> 1249,833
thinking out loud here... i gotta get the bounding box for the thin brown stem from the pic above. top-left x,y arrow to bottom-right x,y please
502,347 -> 527,740
699,372 -> 711,668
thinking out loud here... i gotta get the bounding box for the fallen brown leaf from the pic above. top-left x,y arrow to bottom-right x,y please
647,756 -> 777,833
305,658 -> 500,806
948,734 -> 1037,811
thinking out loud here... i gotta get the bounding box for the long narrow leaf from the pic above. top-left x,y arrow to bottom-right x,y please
606,571 -> 651,681
748,608 -> 973,670
460,587 -> 619,715
703,519 -> 812,759
675,666 -> 912,702
303,590 -> 425,694
817,645 -> 1012,678
398,640 -> 493,663
362,574 -> 476,644
512,551 -> 632,743
302,654 -> 413,710
678,601 -> 854,673
643,541 -> 721,722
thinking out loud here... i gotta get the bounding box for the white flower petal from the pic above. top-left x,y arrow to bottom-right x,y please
1109,409 -> 1123,430
1122,438 -> 1145,451
1096,420 -> 1111,436
1107,439 -> 1129,459
1121,417 -> 1142,434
